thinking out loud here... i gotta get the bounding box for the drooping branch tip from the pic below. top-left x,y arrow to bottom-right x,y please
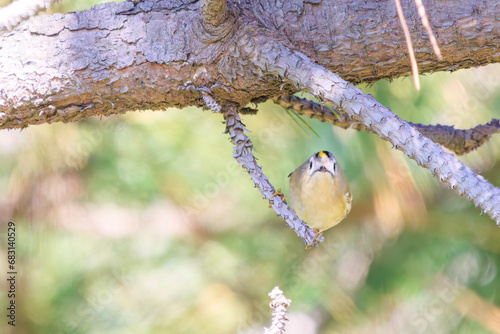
264,286 -> 291,334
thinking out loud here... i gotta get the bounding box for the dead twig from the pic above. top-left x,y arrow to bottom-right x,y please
394,0 -> 420,90
414,0 -> 443,61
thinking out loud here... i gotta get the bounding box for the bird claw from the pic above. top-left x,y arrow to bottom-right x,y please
305,229 -> 322,249
270,189 -> 287,203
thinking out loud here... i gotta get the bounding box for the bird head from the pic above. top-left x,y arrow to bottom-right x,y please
306,151 -> 337,176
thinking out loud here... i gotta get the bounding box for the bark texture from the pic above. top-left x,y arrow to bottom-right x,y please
0,0 -> 499,129
201,0 -> 228,27
238,0 -> 500,83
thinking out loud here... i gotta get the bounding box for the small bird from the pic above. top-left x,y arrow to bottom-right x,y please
288,151 -> 352,239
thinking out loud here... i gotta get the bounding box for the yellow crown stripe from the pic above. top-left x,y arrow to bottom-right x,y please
318,151 -> 327,158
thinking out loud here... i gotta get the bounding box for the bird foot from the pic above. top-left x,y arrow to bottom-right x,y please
305,229 -> 322,249
270,189 -> 287,204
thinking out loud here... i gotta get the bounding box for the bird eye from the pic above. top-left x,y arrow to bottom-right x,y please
309,161 -> 313,169
333,163 -> 336,171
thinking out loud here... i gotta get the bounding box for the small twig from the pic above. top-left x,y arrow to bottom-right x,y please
273,95 -> 500,155
0,0 -> 59,31
223,105 -> 323,247
411,121 -> 500,155
394,0 -> 420,90
264,286 -> 291,334
414,0 -> 443,61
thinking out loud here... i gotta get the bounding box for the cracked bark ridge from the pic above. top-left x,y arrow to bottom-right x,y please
201,0 -> 228,27
274,95 -> 500,155
223,106 -> 322,246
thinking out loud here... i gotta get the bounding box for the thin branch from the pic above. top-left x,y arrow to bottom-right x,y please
202,91 -> 222,113
0,0 -> 58,31
273,95 -> 500,155
411,122 -> 500,155
264,286 -> 291,334
253,44 -> 500,224
395,0 -> 420,90
414,0 -> 443,61
223,105 -> 323,247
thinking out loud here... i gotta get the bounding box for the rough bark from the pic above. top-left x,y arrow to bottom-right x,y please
0,0 -> 499,129
201,0 -> 228,27
238,0 -> 500,83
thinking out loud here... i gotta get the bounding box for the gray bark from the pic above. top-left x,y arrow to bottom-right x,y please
0,0 -> 498,129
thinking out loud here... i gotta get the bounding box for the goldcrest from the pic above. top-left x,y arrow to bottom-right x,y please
288,151 -> 352,233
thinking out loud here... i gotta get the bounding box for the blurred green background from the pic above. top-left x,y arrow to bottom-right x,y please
1,1 -> 500,333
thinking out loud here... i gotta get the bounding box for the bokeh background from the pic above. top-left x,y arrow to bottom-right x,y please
1,1 -> 500,333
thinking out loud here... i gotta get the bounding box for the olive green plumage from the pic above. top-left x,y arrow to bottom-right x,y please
288,151 -> 352,232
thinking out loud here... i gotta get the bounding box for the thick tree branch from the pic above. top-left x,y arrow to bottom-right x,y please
223,105 -> 322,247
240,0 -> 500,83
248,42 -> 500,224
1,0 -> 499,130
273,95 -> 500,155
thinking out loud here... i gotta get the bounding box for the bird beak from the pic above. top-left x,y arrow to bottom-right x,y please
316,165 -> 333,175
